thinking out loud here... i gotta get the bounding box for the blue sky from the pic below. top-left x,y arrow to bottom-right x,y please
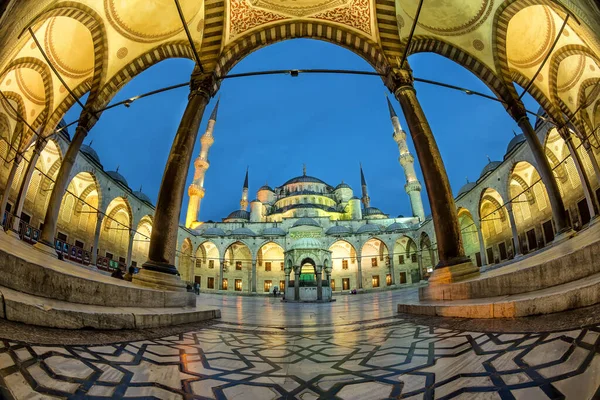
64,39 -> 539,222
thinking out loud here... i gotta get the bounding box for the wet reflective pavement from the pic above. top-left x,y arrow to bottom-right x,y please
1,288 -> 599,399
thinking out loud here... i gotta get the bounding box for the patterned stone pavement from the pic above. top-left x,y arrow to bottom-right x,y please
1,290 -> 600,399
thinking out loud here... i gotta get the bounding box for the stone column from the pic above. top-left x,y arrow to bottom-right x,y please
219,258 -> 225,290
388,254 -> 396,285
583,141 -> 600,190
91,213 -> 103,265
251,260 -> 257,293
563,132 -> 598,219
316,267 -> 323,301
247,266 -> 252,293
476,223 -> 487,266
294,268 -> 300,301
134,71 -> 215,291
126,228 -> 135,267
356,256 -> 363,289
391,69 -> 472,270
0,155 -> 22,228
33,122 -> 92,256
9,139 -> 46,236
284,271 -> 290,293
505,203 -> 522,257
508,102 -> 571,235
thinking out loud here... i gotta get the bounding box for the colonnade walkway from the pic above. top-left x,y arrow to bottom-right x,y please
1,287 -> 600,399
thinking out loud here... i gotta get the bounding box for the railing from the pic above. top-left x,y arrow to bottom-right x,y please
2,211 -> 126,272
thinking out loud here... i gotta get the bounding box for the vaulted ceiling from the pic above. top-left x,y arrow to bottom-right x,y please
0,0 -> 599,152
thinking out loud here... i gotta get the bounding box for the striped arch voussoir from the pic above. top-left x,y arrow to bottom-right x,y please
510,69 -> 563,123
215,21 -> 390,78
407,36 -> 517,103
95,40 -> 196,111
0,91 -> 26,151
103,200 -> 133,231
28,2 -> 108,110
509,173 -> 535,203
45,79 -> 91,136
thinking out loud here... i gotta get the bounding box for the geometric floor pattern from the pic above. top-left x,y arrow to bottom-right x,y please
1,321 -> 600,399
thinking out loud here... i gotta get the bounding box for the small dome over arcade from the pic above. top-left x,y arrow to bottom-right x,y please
479,160 -> 501,179
363,207 -> 386,217
231,227 -> 256,237
81,144 -> 102,166
262,226 -> 286,236
386,222 -> 410,232
203,227 -> 226,237
356,223 -> 383,234
133,189 -> 153,205
326,225 -> 352,235
107,169 -> 129,187
292,217 -> 321,228
505,134 -> 526,158
457,181 -> 476,198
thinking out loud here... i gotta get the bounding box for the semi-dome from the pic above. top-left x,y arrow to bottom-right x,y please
283,175 -> 329,186
363,207 -> 385,216
226,210 -> 250,220
356,223 -> 383,234
386,222 -> 410,232
81,145 -> 101,166
505,134 -> 526,157
335,182 -> 351,190
457,182 -> 476,197
107,170 -> 128,187
203,227 -> 226,236
479,161 -> 501,179
258,184 -> 274,192
231,227 -> 256,236
262,226 -> 286,236
133,190 -> 152,205
326,225 -> 352,235
292,217 -> 321,228
290,237 -> 323,250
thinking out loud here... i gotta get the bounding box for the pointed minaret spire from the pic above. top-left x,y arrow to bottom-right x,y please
386,95 -> 397,119
303,163 -> 306,176
209,97 -> 220,121
360,163 -> 370,209
389,95 -> 425,221
185,97 -> 220,228
240,167 -> 249,211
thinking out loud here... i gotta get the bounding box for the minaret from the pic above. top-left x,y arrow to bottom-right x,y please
388,96 -> 425,221
360,163 -> 370,209
185,99 -> 219,228
240,167 -> 249,211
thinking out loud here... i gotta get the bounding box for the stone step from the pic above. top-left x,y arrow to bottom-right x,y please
420,222 -> 600,301
0,233 -> 193,308
398,271 -> 600,318
0,285 -> 220,329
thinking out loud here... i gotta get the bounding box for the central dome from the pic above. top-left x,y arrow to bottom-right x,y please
282,175 -> 329,186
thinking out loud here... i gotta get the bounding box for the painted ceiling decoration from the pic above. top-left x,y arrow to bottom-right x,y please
0,0 -> 598,147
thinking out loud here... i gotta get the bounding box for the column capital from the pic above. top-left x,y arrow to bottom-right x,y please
387,68 -> 415,95
505,98 -> 528,124
189,70 -> 218,100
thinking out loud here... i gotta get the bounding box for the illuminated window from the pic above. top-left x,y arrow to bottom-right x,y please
222,278 -> 228,290
411,254 -> 417,263
207,277 -> 215,289
371,257 -> 378,267
235,279 -> 242,291
265,262 -> 272,272
195,258 -> 202,269
279,280 -> 285,291
280,262 -> 284,271
386,274 -> 392,286
331,279 -> 336,291
342,260 -> 348,270
208,260 -> 214,269
372,275 -> 380,288
264,280 -> 272,292
236,261 -> 242,270
398,255 -> 405,264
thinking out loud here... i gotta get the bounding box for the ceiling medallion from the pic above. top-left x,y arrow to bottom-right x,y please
249,0 -> 351,18
399,0 -> 493,37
